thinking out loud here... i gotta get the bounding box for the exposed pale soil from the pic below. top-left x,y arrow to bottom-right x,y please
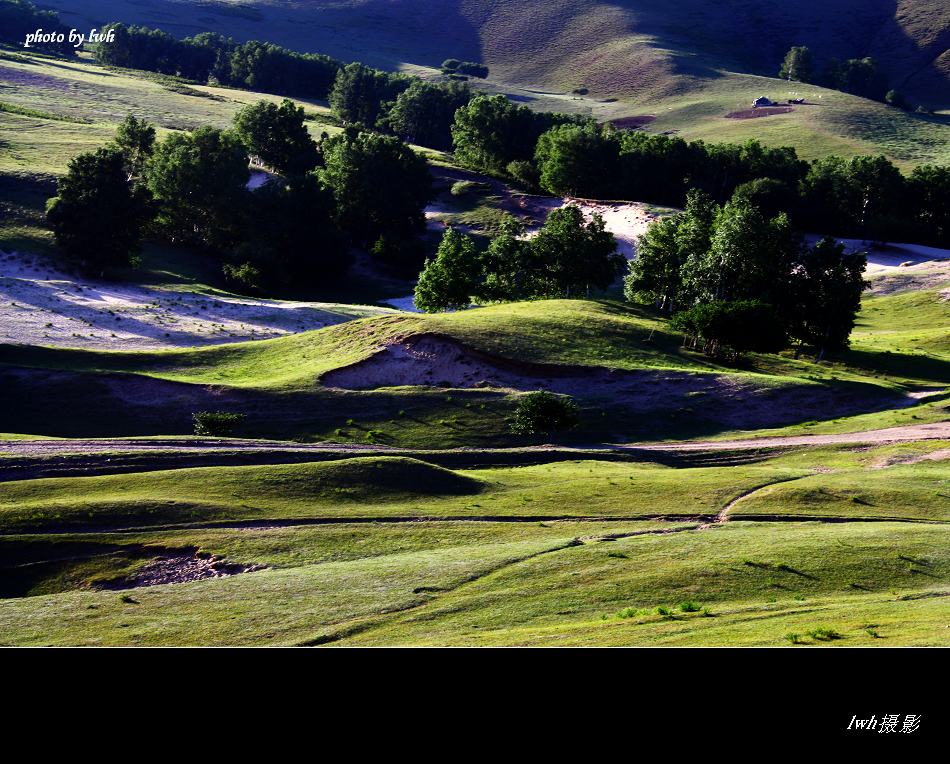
99,549 -> 266,589
0,251 -> 394,349
320,333 -> 910,423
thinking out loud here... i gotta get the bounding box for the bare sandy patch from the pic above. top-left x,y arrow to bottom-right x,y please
99,548 -> 266,589
0,251 -> 396,350
320,334 -> 908,429
562,199 -> 665,259
800,237 -> 950,295
871,447 -> 950,469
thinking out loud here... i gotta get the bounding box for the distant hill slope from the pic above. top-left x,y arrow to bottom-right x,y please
44,0 -> 950,106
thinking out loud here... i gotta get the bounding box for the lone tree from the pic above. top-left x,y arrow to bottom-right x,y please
414,227 -> 479,312
233,98 -> 320,175
779,46 -> 814,82
46,147 -> 153,274
510,391 -> 579,437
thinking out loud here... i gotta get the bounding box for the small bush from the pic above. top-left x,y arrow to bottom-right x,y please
654,605 -> 674,618
617,607 -> 643,619
222,261 -> 262,292
678,600 -> 701,612
192,411 -> 245,437
510,391 -> 579,436
784,632 -> 804,644
450,180 -> 488,196
807,626 -> 842,641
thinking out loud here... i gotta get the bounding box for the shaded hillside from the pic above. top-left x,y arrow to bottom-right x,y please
44,0 -> 950,105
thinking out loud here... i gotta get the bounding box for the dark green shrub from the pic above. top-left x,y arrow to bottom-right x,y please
192,411 -> 245,437
510,391 -> 578,436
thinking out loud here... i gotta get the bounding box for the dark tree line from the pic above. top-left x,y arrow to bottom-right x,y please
47,104 -> 433,290
779,46 -> 910,107
91,22 -> 486,153
94,23 -> 342,99
0,0 -> 74,56
495,116 -> 950,247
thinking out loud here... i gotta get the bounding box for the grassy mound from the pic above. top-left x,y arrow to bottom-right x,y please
0,457 -> 486,532
734,461 -> 950,521
339,521 -> 950,646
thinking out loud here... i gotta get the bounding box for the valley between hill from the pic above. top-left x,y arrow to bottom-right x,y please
0,5 -> 948,646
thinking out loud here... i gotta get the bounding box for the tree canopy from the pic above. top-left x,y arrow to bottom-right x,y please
779,46 -> 814,82
46,147 -> 153,273
144,126 -> 250,250
414,228 -> 480,312
329,63 -> 410,128
111,114 -> 156,180
234,99 -> 319,175
385,80 -> 471,151
319,128 -> 432,265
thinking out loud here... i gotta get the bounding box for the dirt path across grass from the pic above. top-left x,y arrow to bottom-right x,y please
1,422 -> 946,482
1,422 -> 946,458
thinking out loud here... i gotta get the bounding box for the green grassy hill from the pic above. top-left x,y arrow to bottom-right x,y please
44,0 -> 950,106
1,291 -> 946,444
1,443 -> 947,645
31,1 -> 950,167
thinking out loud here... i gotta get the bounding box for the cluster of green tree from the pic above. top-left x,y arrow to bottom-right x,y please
779,46 -> 906,108
0,0 -> 74,56
90,22 -> 478,152
47,102 -> 432,287
440,59 -> 489,79
328,62 -> 412,128
321,126 -> 433,270
625,190 -> 868,360
451,94 -> 592,178
378,79 -> 472,151
414,206 -> 622,312
797,155 -> 950,243
94,23 -> 341,99
511,120 -> 950,247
